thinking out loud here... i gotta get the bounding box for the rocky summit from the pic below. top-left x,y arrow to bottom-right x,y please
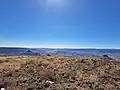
0,56 -> 120,90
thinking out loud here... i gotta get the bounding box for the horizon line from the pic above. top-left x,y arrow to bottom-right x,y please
0,46 -> 120,49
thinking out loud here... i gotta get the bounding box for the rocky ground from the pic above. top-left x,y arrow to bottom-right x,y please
0,56 -> 120,90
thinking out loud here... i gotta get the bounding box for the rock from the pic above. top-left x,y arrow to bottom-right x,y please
46,80 -> 54,84
47,54 -> 51,56
0,84 -> 4,89
102,55 -> 113,60
1,88 -> 5,90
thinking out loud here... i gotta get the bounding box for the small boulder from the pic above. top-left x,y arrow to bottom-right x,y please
102,55 -> 113,60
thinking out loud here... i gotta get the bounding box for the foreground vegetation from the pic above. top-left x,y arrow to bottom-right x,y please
0,56 -> 120,90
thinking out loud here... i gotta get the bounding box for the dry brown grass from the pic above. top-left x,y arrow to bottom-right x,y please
0,56 -> 120,90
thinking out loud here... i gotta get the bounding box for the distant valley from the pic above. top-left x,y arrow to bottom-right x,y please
0,47 -> 120,60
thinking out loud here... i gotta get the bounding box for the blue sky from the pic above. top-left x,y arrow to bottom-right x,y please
0,0 -> 120,48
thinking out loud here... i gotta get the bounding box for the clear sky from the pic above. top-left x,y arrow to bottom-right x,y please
0,0 -> 120,48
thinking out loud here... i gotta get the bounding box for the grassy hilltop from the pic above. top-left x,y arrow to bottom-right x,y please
0,56 -> 120,90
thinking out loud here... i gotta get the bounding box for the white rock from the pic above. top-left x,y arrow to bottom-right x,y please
1,88 -> 5,90
46,80 -> 54,84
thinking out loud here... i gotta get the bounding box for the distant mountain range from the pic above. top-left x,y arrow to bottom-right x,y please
0,47 -> 40,56
0,47 -> 120,60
